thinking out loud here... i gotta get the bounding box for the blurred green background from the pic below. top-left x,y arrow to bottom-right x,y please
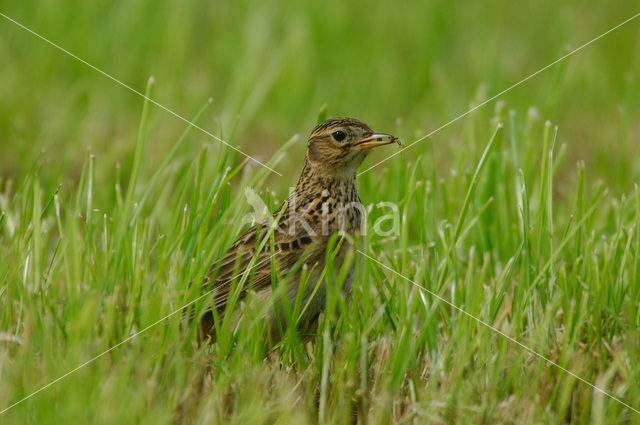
1,0 -> 638,193
2,1 -> 640,423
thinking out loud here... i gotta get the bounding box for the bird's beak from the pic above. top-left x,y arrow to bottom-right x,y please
353,132 -> 401,149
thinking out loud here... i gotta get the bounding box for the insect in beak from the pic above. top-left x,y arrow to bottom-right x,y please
353,132 -> 404,149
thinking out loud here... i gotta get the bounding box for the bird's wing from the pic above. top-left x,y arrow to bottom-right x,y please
202,221 -> 316,312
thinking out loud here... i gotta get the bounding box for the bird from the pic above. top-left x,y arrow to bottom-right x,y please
197,118 -> 401,344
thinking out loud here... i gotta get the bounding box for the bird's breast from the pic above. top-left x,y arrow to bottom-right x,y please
291,180 -> 363,237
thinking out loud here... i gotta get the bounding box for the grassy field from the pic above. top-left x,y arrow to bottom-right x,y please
1,0 -> 640,423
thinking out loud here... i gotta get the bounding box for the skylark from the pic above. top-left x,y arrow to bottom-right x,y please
198,118 -> 401,343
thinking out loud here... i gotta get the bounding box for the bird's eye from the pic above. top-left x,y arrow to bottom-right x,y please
332,130 -> 347,142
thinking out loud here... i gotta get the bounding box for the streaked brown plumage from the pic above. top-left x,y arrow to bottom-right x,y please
198,118 -> 400,343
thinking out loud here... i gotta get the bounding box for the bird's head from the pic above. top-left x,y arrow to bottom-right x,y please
304,118 -> 399,177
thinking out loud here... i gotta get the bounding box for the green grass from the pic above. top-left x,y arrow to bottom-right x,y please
1,0 -> 640,423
